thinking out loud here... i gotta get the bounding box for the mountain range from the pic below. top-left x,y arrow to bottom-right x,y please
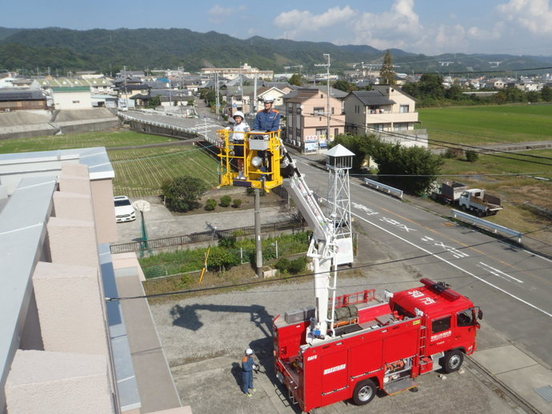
1,27 -> 551,76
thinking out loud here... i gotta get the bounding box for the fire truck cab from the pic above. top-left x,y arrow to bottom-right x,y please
273,278 -> 482,413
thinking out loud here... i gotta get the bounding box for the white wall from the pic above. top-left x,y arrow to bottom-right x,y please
53,91 -> 92,110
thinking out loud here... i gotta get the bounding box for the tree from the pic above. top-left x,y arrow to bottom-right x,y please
334,135 -> 443,196
162,176 -> 208,212
372,142 -> 443,195
379,50 -> 396,85
147,96 -> 161,108
445,84 -> 463,100
289,73 -> 303,86
541,85 -> 552,102
526,91 -> 539,103
418,74 -> 445,99
333,79 -> 358,92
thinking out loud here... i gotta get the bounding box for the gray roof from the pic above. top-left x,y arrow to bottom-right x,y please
0,88 -> 45,101
347,90 -> 395,106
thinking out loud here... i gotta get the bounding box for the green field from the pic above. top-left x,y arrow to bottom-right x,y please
0,130 -> 220,197
419,104 -> 552,146
110,146 -> 219,197
0,130 -> 177,153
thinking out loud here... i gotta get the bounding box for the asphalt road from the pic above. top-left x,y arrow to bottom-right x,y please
293,155 -> 552,369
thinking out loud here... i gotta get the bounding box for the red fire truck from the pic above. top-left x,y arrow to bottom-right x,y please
274,279 -> 482,412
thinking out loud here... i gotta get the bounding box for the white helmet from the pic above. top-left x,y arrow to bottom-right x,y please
263,97 -> 274,104
233,111 -> 245,119
245,348 -> 253,355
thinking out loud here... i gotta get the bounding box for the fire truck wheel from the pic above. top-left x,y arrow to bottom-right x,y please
442,350 -> 464,373
353,379 -> 377,405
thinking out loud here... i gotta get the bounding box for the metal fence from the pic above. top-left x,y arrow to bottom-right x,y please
452,209 -> 523,243
363,178 -> 404,199
110,220 -> 306,254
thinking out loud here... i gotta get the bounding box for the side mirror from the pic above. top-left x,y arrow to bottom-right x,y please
477,309 -> 483,320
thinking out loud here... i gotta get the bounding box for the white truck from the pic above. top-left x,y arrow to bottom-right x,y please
458,189 -> 502,217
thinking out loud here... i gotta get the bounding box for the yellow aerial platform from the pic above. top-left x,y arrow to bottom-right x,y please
217,129 -> 285,192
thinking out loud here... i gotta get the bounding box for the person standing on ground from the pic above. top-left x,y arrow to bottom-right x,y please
253,97 -> 280,131
241,348 -> 257,396
231,111 -> 249,179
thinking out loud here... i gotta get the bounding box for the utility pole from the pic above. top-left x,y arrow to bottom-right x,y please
315,54 -> 331,145
253,74 -> 258,115
254,188 -> 263,277
215,72 -> 220,118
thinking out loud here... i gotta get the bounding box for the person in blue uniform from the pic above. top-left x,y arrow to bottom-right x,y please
253,97 -> 280,131
253,97 -> 280,179
241,348 -> 257,396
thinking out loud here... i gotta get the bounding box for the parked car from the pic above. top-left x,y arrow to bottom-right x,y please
114,196 -> 136,223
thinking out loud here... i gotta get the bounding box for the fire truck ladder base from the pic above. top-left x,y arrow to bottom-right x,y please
385,377 -> 418,396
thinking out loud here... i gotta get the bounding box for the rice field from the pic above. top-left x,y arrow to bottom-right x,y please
110,145 -> 220,197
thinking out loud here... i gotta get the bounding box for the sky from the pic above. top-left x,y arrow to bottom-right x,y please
2,0 -> 552,56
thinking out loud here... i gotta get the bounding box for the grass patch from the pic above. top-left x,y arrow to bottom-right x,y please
139,232 -> 311,278
0,130 -> 177,153
419,104 -> 552,146
439,150 -> 552,241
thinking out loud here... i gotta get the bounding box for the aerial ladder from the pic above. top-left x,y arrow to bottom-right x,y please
216,128 -> 354,341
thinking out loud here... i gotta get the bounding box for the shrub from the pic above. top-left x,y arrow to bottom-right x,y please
207,247 -> 240,271
444,148 -> 463,159
232,199 -> 242,208
220,195 -> 232,207
161,176 -> 208,212
218,235 -> 237,248
204,199 -> 217,211
287,257 -> 307,274
275,257 -> 307,274
465,150 -> 479,162
275,258 -> 290,273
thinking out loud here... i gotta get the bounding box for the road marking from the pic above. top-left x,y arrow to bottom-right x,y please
351,210 -> 552,319
479,262 -> 524,284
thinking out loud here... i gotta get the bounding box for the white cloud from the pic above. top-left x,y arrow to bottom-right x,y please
497,0 -> 552,34
272,0 -> 552,54
274,6 -> 356,38
208,4 -> 245,23
352,0 -> 422,50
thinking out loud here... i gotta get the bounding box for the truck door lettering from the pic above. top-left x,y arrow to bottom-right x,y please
323,364 -> 347,375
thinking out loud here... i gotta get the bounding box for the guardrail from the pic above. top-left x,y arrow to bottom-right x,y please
363,178 -> 403,199
452,209 -> 523,243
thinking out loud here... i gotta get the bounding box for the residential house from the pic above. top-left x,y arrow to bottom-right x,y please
131,89 -> 192,108
343,86 -> 426,148
256,85 -> 293,112
284,88 -> 346,152
114,79 -> 150,109
0,88 -> 48,112
222,85 -> 256,117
